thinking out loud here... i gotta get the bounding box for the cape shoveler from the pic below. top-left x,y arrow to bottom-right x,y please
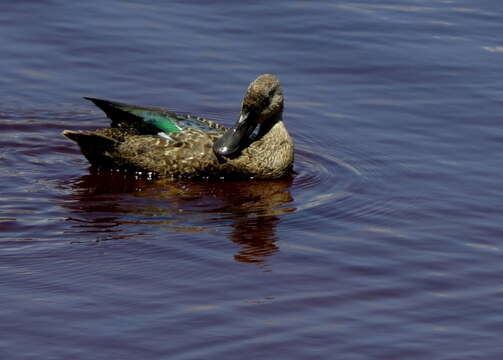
63,74 -> 293,179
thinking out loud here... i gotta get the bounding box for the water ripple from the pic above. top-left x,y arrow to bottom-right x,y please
289,130 -> 403,227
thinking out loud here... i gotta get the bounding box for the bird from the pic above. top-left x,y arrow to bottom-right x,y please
62,74 -> 293,180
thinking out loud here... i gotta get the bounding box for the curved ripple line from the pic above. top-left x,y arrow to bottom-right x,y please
290,131 -> 412,224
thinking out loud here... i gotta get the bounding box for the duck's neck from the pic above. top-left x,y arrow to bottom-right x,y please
227,117 -> 293,179
250,111 -> 283,142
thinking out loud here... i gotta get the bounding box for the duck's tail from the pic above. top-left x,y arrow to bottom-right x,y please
62,130 -> 119,167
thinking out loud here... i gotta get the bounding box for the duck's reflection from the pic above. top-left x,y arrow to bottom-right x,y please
62,169 -> 295,263
201,177 -> 295,263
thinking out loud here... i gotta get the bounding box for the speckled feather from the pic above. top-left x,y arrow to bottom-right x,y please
63,74 -> 294,180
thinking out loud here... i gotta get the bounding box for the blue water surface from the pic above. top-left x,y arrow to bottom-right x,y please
1,1 -> 503,359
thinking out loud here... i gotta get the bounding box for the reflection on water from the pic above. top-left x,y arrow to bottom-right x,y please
61,170 -> 295,263
213,177 -> 295,263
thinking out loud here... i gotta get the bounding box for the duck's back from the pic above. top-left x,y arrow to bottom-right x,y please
63,98 -> 226,178
115,128 -> 222,177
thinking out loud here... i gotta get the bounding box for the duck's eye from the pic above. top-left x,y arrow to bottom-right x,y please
253,97 -> 269,112
242,104 -> 252,114
244,104 -> 258,116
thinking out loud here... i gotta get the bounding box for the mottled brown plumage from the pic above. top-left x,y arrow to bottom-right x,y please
63,74 -> 293,179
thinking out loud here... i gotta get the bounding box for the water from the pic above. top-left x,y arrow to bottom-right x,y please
1,1 -> 503,358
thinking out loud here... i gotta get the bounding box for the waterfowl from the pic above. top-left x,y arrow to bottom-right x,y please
63,74 -> 293,180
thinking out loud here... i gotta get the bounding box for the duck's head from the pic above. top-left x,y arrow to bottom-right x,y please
213,74 -> 284,158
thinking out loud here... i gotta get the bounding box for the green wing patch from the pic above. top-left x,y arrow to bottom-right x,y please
126,109 -> 183,134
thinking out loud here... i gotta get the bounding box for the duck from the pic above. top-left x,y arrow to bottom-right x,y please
62,74 -> 293,180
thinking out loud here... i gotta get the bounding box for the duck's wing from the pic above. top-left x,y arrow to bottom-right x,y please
84,97 -> 227,136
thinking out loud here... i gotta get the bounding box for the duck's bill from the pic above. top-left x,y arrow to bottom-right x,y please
213,112 -> 258,158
